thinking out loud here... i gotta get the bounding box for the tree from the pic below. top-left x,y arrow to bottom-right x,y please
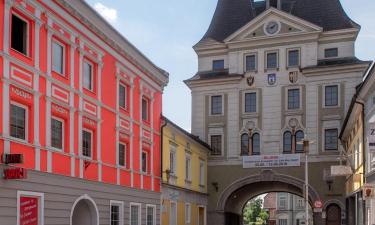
243,198 -> 269,225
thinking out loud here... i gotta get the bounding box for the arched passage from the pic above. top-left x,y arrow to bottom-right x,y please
70,195 -> 99,225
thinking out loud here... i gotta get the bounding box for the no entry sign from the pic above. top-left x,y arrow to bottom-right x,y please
314,200 -> 323,209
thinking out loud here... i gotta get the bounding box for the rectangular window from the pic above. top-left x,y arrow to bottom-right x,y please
51,118 -> 63,150
325,85 -> 338,106
296,198 -> 305,208
146,205 -> 155,225
185,203 -> 191,224
118,143 -> 126,167
325,129 -> 338,151
10,104 -> 27,140
119,84 -> 127,109
278,195 -> 287,209
170,149 -> 176,175
11,14 -> 28,55
288,89 -> 300,110
245,54 -> 256,71
185,156 -> 191,181
210,135 -> 222,156
52,41 -> 64,75
325,48 -> 338,58
199,161 -> 205,186
142,97 -> 149,121
142,151 -> 148,173
170,202 -> 177,225
279,219 -> 288,225
83,61 -> 93,91
245,92 -> 256,113
212,60 -> 224,70
110,205 -> 120,225
82,130 -> 92,158
266,52 -> 278,69
288,49 -> 300,67
130,204 -> 141,225
211,95 -> 222,115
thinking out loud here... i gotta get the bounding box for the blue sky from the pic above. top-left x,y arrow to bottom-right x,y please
86,0 -> 375,131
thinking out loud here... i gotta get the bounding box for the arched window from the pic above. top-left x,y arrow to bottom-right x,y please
295,131 -> 304,153
241,134 -> 249,155
252,133 -> 260,155
283,131 -> 292,153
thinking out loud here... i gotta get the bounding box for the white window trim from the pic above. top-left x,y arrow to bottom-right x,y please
209,94 -> 224,116
321,126 -> 340,152
118,142 -> 127,168
17,191 -> 44,225
208,127 -> 225,157
170,201 -> 178,225
82,128 -> 94,159
212,59 -> 225,70
142,150 -> 148,174
197,205 -> 207,225
146,204 -> 156,225
51,116 -> 65,151
242,90 -> 258,114
83,60 -> 94,92
129,202 -> 141,225
199,160 -> 205,187
142,97 -> 149,121
324,47 -> 339,59
169,146 -> 177,175
285,86 -> 302,111
185,154 -> 192,182
265,50 -> 279,70
244,52 -> 258,72
51,39 -> 66,76
11,12 -> 30,56
110,200 -> 124,225
10,101 -> 29,143
286,48 -> 301,68
322,83 -> 341,108
119,83 -> 127,110
185,203 -> 191,224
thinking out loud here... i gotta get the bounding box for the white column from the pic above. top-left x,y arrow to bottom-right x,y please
46,20 -> 53,173
150,96 -> 155,191
139,88 -> 143,189
97,61 -> 103,182
130,80 -> 134,188
115,70 -> 120,185
78,44 -> 84,179
69,38 -> 76,177
34,11 -> 42,171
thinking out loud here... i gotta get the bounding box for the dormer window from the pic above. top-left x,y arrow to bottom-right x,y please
213,60 -> 224,70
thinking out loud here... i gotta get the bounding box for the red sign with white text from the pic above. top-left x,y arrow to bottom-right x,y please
19,197 -> 38,225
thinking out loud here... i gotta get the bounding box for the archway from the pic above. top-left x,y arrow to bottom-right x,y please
70,195 -> 99,225
326,204 -> 341,225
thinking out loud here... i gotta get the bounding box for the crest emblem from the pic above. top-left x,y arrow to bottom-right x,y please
289,71 -> 298,84
268,74 -> 276,86
247,76 -> 255,86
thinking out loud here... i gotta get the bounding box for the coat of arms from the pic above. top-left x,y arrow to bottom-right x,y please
247,76 -> 255,86
289,71 -> 298,83
268,74 -> 276,86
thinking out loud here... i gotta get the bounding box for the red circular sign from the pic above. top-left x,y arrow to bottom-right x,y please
314,200 -> 323,208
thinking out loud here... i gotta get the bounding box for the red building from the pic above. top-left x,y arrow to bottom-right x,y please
0,0 -> 168,224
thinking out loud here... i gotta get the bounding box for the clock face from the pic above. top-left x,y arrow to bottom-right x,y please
265,21 -> 280,35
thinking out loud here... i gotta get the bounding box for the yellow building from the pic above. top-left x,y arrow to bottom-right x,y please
161,116 -> 210,225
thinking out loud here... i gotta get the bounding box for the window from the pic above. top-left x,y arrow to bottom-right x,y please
325,85 -> 338,107
245,54 -> 256,71
278,194 -> 287,209
82,130 -> 92,158
325,129 -> 338,151
110,202 -> 123,225
83,61 -> 93,91
130,204 -> 141,225
199,161 -> 205,186
288,49 -> 300,67
269,0 -> 278,8
142,97 -> 149,121
146,205 -> 155,225
252,133 -> 260,155
241,133 -> 249,155
170,202 -> 177,225
185,203 -> 191,224
212,60 -> 224,70
211,95 -> 222,115
245,92 -> 256,113
118,143 -> 126,167
119,84 -> 127,109
266,52 -> 278,69
185,156 -> 191,181
279,219 -> 288,225
296,198 -> 305,208
11,14 -> 28,55
170,149 -> 176,175
52,41 -> 64,75
295,131 -> 304,153
10,104 -> 27,140
210,135 -> 222,156
51,118 -> 63,150
288,89 -> 300,110
283,131 -> 292,153
142,151 -> 148,173
325,48 -> 338,58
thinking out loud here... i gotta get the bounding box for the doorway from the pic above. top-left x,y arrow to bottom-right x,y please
71,198 -> 98,225
326,204 -> 341,225
198,206 -> 205,225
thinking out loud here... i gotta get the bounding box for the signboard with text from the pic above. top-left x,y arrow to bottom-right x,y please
369,122 -> 375,151
243,154 -> 301,168
4,168 -> 27,179
19,196 -> 38,225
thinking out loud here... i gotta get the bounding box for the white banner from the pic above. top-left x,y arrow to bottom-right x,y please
243,154 -> 301,168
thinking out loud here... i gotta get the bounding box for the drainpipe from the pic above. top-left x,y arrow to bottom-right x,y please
160,116 -> 168,181
357,100 -> 366,225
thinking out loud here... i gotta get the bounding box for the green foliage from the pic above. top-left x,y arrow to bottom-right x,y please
243,198 -> 269,225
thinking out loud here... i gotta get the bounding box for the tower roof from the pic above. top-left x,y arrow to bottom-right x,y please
201,0 -> 359,43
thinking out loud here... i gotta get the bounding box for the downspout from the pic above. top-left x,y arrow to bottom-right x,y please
160,116 -> 168,181
357,100 -> 366,225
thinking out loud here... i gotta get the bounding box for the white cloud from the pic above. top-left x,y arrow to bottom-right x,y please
93,2 -> 118,23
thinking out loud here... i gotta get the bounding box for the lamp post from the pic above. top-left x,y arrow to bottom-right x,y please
303,139 -> 310,225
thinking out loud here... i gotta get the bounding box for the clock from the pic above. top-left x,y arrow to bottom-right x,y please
264,21 -> 280,35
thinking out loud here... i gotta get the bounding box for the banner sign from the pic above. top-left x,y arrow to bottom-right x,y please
331,165 -> 352,176
2,153 -> 23,164
243,154 -> 300,168
3,168 -> 27,179
20,196 -> 38,225
369,122 -> 375,151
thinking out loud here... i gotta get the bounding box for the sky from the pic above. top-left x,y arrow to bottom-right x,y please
86,0 -> 375,132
